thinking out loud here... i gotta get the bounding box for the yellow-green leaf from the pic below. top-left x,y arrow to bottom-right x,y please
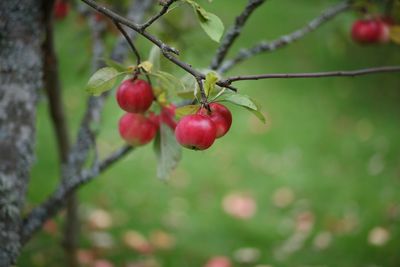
204,72 -> 219,97
175,105 -> 200,118
390,26 -> 400,45
138,61 -> 153,73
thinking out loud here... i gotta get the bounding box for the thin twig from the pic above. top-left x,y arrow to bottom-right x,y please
113,20 -> 141,66
210,0 -> 266,70
82,0 -> 179,55
220,66 -> 400,85
21,0 -> 153,244
81,0 -> 237,95
139,0 -> 177,30
196,77 -> 208,107
219,0 -> 351,73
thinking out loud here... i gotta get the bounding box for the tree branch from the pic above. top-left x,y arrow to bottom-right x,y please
218,0 -> 351,73
81,0 -> 237,93
139,0 -> 177,30
113,20 -> 141,66
220,66 -> 400,85
210,0 -> 266,70
21,0 -> 154,244
21,145 -> 133,243
82,0 -> 179,55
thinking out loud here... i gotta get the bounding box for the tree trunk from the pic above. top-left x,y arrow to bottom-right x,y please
0,0 -> 44,266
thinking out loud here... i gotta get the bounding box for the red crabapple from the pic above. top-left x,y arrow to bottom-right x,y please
116,79 -> 154,113
175,114 -> 217,150
351,19 -> 390,44
199,103 -> 232,138
119,113 -> 157,146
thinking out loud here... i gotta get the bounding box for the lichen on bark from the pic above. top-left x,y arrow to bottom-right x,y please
0,0 -> 44,266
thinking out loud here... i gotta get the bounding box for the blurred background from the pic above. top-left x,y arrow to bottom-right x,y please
22,0 -> 400,266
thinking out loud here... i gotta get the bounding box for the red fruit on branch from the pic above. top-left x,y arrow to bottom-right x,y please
54,0 -> 70,20
160,104 -> 177,130
175,114 -> 217,150
116,79 -> 154,113
119,113 -> 157,146
148,112 -> 161,130
351,19 -> 390,44
148,104 -> 177,132
199,103 -> 232,138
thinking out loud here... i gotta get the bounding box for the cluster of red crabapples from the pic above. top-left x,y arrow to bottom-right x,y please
351,16 -> 394,44
116,78 -> 232,151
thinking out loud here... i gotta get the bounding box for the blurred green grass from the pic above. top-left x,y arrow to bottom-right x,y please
22,0 -> 400,266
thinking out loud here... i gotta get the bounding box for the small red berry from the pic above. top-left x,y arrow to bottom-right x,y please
199,103 -> 232,138
148,112 -> 161,130
160,104 -> 177,130
119,113 -> 157,146
175,114 -> 216,150
351,19 -> 389,44
54,0 -> 70,20
116,79 -> 154,113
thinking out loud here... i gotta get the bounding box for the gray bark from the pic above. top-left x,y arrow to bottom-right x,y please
0,0 -> 44,266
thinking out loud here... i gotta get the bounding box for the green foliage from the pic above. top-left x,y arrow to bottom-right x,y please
182,0 -> 225,42
179,73 -> 199,99
103,58 -> 128,72
86,67 -> 128,96
197,12 -> 225,43
175,104 -> 200,118
148,45 -> 161,73
149,71 -> 187,98
153,123 -> 182,180
204,72 -> 219,97
217,92 -> 266,123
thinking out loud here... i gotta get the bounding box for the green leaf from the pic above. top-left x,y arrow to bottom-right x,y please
184,0 -> 209,20
218,93 -> 258,110
246,108 -> 266,123
183,0 -> 224,42
179,73 -> 198,99
103,58 -> 128,72
148,45 -> 161,73
153,123 -> 182,180
149,71 -> 186,96
204,72 -> 219,97
86,67 -> 126,96
138,61 -> 153,73
218,92 -> 265,123
198,12 -> 224,42
177,91 -> 196,99
175,104 -> 200,118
